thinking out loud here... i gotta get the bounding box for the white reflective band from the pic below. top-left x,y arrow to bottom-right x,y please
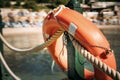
68,23 -> 77,36
54,5 -> 65,17
45,34 -> 50,39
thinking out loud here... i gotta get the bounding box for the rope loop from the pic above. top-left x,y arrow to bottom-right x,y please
0,52 -> 21,80
0,29 -> 64,53
106,49 -> 113,55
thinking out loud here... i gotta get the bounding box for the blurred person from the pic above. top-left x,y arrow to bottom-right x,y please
9,16 -> 22,28
97,13 -> 104,25
103,17 -> 108,25
26,16 -> 35,27
18,16 -> 31,27
37,10 -> 47,19
18,9 -> 29,16
7,9 -> 18,20
117,9 -> 120,24
114,5 -> 119,16
2,16 -> 10,28
109,16 -> 119,25
91,16 -> 98,24
34,16 -> 43,27
7,9 -> 20,27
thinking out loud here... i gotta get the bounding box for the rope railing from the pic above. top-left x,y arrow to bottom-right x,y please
0,52 -> 21,80
0,28 -> 64,54
0,27 -> 120,80
0,28 -> 64,80
69,35 -> 120,80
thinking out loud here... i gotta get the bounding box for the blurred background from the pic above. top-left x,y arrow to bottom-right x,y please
0,0 -> 120,80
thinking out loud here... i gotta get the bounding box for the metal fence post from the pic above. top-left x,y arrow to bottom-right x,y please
0,9 -> 13,80
66,0 -> 83,13
66,1 -> 85,79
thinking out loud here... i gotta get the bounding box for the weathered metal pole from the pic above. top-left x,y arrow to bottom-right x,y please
66,0 -> 85,80
66,0 -> 83,13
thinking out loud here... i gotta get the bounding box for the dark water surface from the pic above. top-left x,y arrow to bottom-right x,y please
3,31 -> 67,80
3,26 -> 120,80
101,27 -> 120,72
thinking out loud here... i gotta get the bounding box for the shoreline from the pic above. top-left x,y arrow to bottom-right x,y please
2,25 -> 120,36
3,27 -> 42,36
97,25 -> 120,29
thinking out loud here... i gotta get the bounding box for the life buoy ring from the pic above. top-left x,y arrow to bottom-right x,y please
42,6 -> 116,80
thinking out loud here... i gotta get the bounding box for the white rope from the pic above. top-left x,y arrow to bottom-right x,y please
0,52 -> 21,80
69,35 -> 120,80
1,28 -> 120,79
0,29 -> 64,53
51,60 -> 55,73
54,5 -> 65,17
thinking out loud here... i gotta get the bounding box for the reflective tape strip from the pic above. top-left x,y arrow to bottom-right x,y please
45,34 -> 50,39
68,23 -> 77,36
54,5 -> 65,17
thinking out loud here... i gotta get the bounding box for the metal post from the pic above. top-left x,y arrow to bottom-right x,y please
66,0 -> 83,13
0,9 -> 13,80
66,0 -> 85,79
65,32 -> 84,80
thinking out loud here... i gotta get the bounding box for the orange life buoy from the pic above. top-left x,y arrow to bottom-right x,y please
42,6 -> 116,80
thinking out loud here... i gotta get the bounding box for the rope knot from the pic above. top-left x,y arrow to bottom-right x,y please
106,49 -> 113,55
